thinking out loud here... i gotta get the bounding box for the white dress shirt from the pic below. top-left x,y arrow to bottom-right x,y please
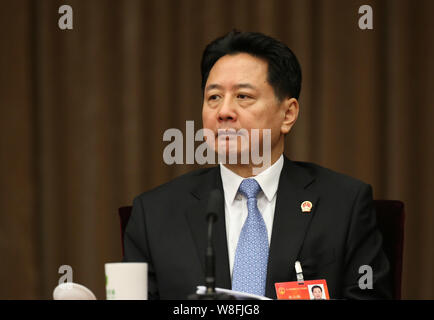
219,155 -> 284,277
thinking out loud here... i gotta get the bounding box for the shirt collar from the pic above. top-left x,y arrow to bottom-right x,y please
219,154 -> 284,205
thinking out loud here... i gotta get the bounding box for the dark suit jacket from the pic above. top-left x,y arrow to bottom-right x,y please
123,157 -> 391,299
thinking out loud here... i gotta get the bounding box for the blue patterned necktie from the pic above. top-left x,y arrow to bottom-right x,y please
232,178 -> 269,296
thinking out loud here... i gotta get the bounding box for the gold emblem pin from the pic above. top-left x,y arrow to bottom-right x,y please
301,201 -> 313,213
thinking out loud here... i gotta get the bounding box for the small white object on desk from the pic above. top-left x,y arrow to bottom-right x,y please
105,262 -> 148,300
53,282 -> 97,300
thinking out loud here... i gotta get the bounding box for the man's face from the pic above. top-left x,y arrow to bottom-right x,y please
312,288 -> 322,300
202,53 -> 297,165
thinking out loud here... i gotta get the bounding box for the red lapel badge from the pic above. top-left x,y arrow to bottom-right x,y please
301,201 -> 313,213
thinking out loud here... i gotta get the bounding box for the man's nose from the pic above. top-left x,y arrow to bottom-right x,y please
217,97 -> 237,122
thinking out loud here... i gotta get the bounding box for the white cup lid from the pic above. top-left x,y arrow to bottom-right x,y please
53,282 -> 97,300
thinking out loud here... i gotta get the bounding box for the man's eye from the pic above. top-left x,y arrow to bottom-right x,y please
208,95 -> 220,101
237,94 -> 250,99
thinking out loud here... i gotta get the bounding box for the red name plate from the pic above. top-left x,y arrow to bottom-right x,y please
275,279 -> 330,300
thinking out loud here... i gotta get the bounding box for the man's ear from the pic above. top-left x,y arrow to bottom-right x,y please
281,98 -> 299,134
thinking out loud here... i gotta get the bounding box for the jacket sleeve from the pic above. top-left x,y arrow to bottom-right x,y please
343,184 -> 392,299
123,196 -> 160,300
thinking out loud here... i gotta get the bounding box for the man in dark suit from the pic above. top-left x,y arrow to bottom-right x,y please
123,31 -> 391,300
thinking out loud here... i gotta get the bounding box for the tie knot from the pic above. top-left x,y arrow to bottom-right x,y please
238,178 -> 261,199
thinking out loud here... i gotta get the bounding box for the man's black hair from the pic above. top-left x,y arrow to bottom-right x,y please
201,30 -> 302,101
311,285 -> 323,293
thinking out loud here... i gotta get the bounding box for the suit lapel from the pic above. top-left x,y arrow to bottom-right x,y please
185,167 -> 232,290
265,158 -> 319,298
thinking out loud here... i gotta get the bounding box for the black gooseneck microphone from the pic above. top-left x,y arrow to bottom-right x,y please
188,189 -> 235,300
204,188 -> 222,295
205,210 -> 218,294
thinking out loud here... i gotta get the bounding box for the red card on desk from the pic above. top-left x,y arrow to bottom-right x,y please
275,279 -> 330,300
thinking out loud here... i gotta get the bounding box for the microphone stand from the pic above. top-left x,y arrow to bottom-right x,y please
188,210 -> 235,300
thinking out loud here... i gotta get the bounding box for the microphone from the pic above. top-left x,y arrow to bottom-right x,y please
188,189 -> 234,300
205,190 -> 221,294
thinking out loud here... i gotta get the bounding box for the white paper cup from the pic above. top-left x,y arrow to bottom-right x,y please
105,262 -> 148,300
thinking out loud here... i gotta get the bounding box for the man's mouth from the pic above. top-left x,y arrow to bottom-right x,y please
216,128 -> 243,137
